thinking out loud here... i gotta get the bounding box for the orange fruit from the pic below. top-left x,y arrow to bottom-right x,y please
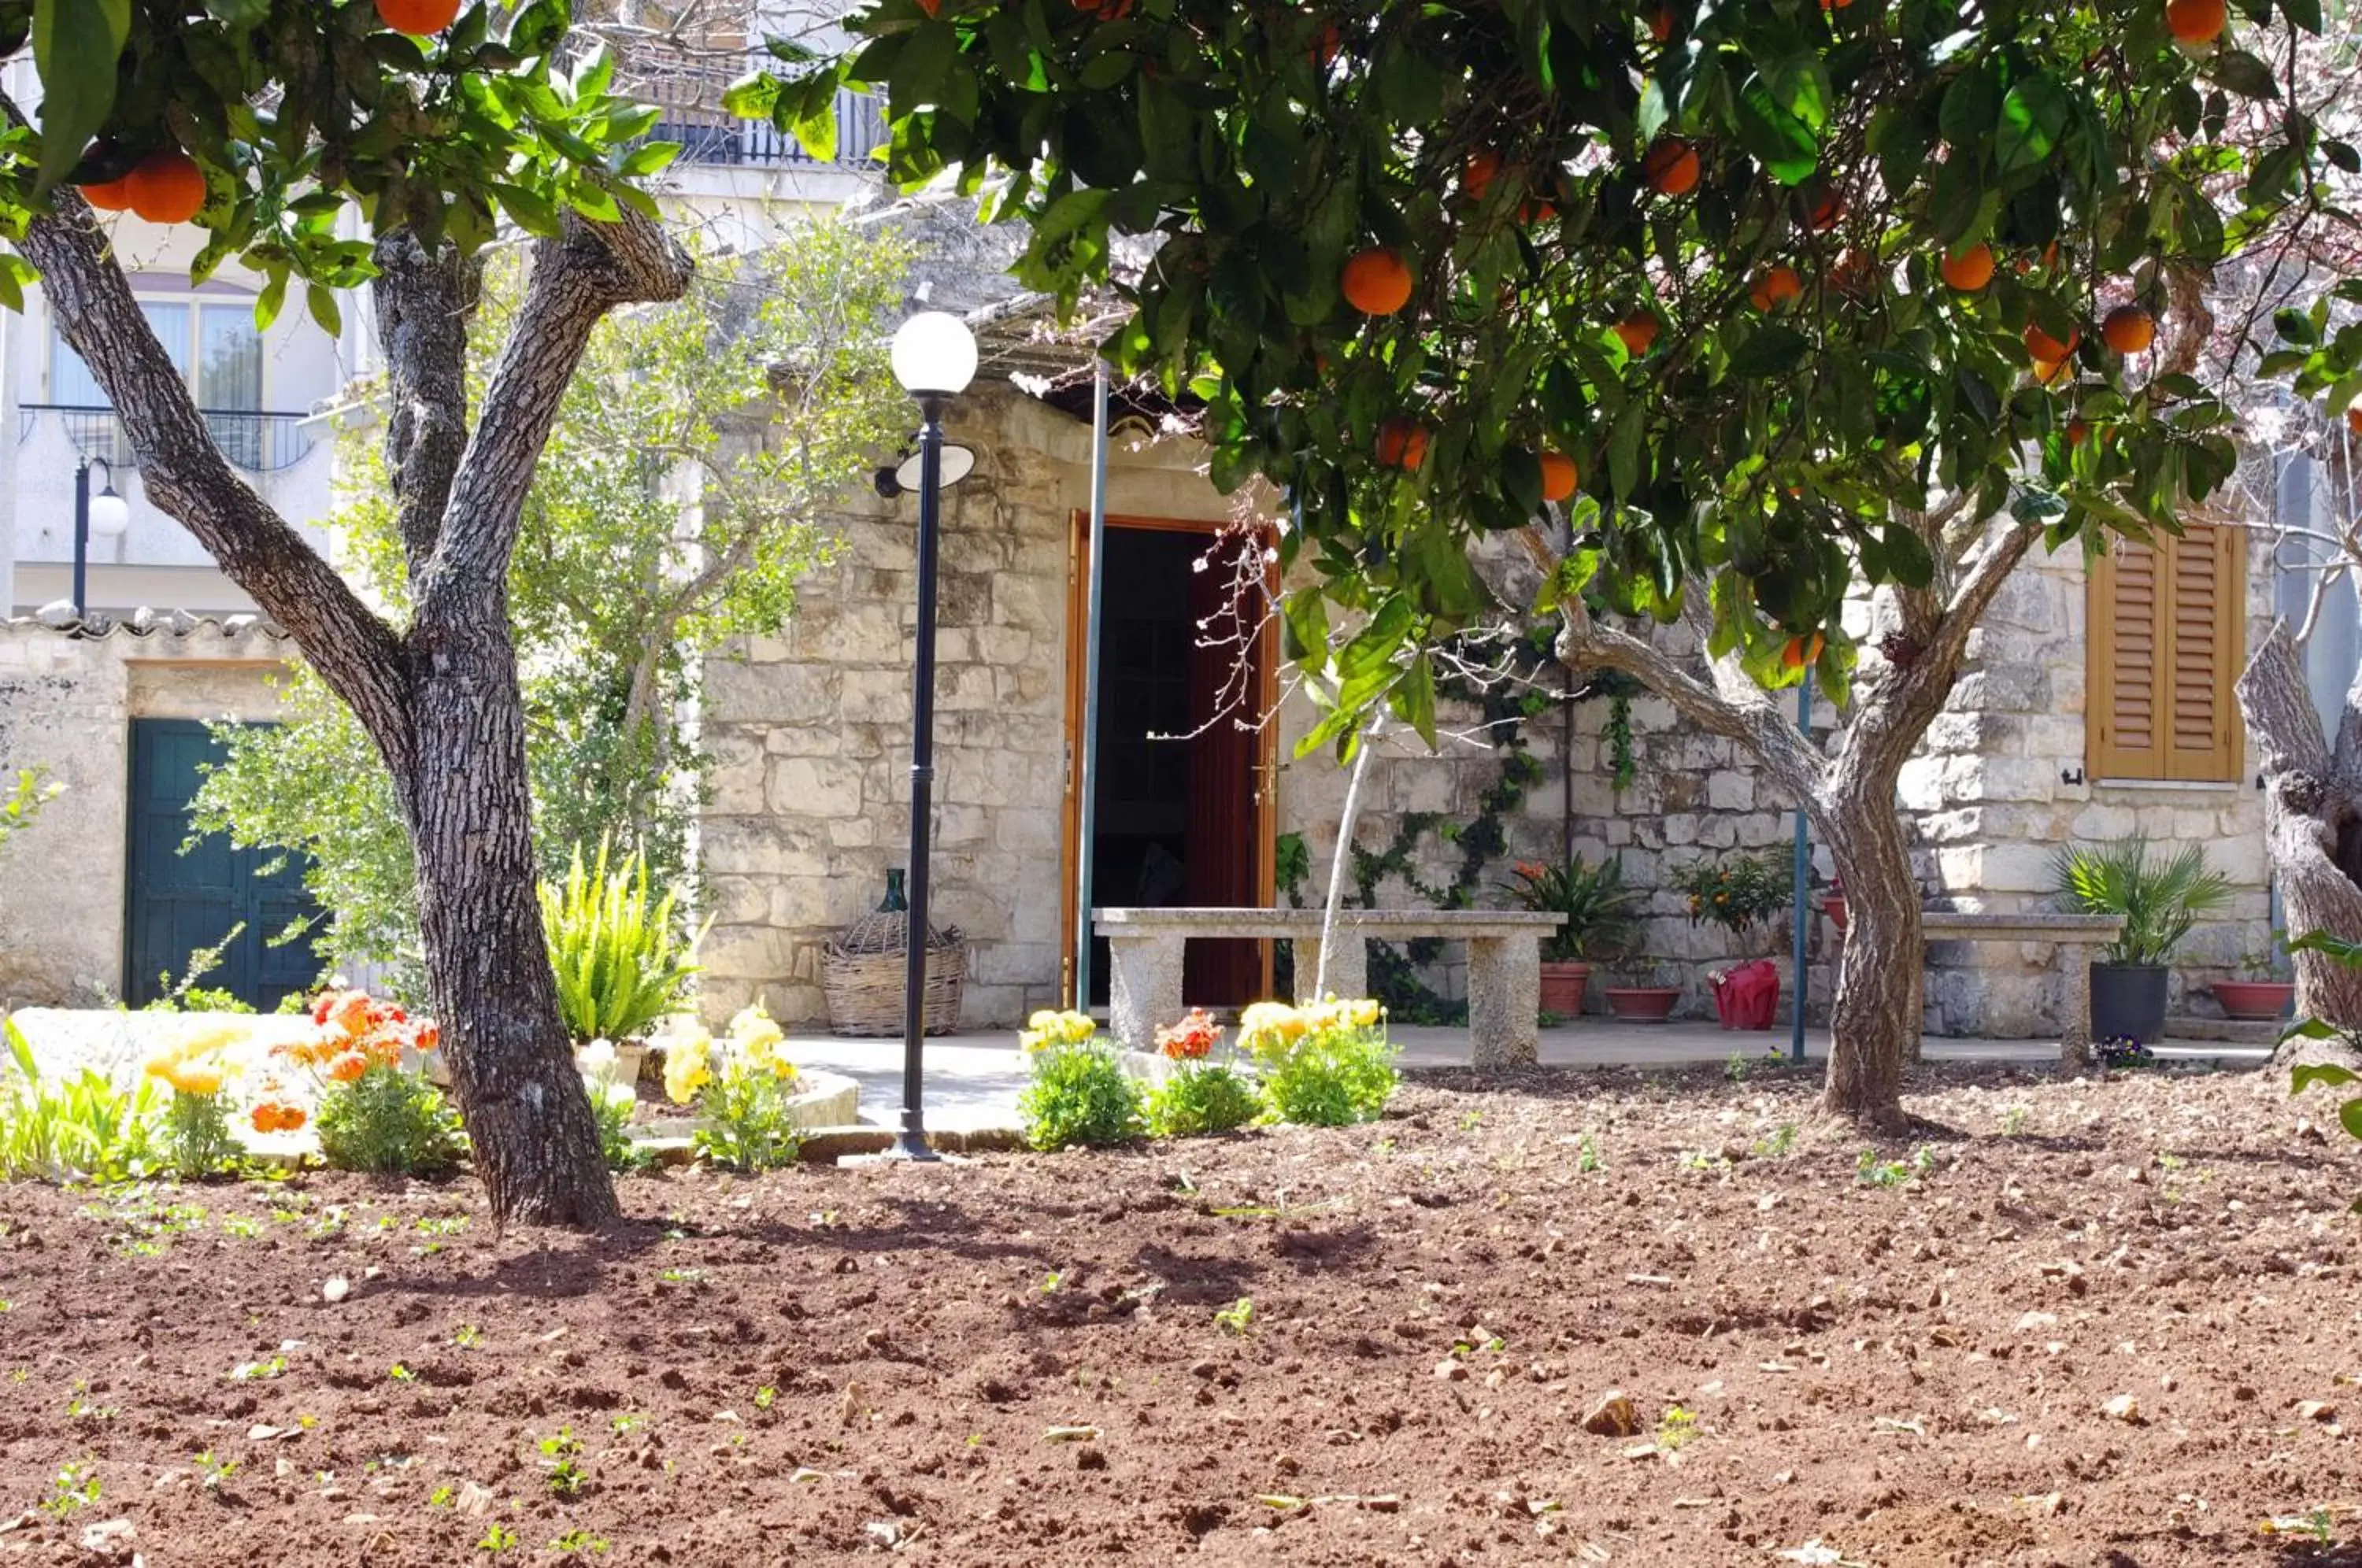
1464,149 -> 1499,204
2348,405 -> 2362,437
2066,418 -> 2090,446
125,150 -> 207,224
2101,304 -> 2155,354
1642,139 -> 1701,198
2030,356 -> 2070,386
80,176 -> 132,212
1780,634 -> 1825,668
2165,0 -> 2226,45
1375,417 -> 1429,471
1805,184 -> 1846,232
1749,264 -> 1804,310
1341,246 -> 1413,315
376,0 -> 461,32
1938,242 -> 1994,291
1309,21 -> 1343,66
1614,311 -> 1660,355
1538,451 -> 1579,502
1520,196 -> 1557,225
1649,6 -> 1672,41
1831,247 -> 1877,296
919,0 -> 940,10
2023,321 -> 2080,363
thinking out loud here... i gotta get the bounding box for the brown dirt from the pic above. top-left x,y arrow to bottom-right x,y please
0,1060 -> 2357,1567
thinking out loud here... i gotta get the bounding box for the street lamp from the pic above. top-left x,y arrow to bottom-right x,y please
72,457 -> 130,619
883,309 -> 978,1162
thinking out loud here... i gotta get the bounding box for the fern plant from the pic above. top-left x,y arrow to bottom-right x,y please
2049,837 -> 2234,967
539,838 -> 705,1045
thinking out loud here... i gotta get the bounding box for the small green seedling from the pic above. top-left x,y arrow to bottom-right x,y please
539,1428 -> 587,1496
477,1522 -> 518,1553
194,1450 -> 239,1491
44,1462 -> 99,1518
1214,1297 -> 1255,1335
1656,1406 -> 1701,1451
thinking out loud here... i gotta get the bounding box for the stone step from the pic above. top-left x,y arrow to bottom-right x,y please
2163,1014 -> 2285,1045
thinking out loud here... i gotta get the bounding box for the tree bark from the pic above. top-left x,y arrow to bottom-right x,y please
14,159 -> 691,1228
2236,622 -> 2362,1036
1814,786 -> 1920,1134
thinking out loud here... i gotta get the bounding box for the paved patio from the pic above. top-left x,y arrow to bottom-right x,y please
791,1023 -> 2271,1132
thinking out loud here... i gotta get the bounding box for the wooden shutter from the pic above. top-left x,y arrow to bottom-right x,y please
2087,523 -> 2245,781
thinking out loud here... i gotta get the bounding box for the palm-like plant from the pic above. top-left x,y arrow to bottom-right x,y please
1502,856 -> 1645,963
539,838 -> 708,1045
2049,838 -> 2234,967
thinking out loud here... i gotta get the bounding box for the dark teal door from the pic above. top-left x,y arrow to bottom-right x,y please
125,719 -> 324,1010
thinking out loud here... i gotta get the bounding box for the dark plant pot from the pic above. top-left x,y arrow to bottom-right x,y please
2090,963 -> 2169,1045
1604,986 -> 1680,1023
2211,979 -> 2295,1023
1538,962 -> 1591,1018
1823,895 -> 1847,934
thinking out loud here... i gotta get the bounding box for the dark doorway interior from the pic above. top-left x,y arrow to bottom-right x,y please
125,719 -> 324,1011
1085,527 -> 1264,1009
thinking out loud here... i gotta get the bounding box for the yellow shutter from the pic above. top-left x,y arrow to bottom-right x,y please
2086,525 -> 2244,782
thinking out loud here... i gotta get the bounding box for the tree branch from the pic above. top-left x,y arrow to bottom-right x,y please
373,231 -> 481,587
416,208 -> 693,625
13,176 -> 413,769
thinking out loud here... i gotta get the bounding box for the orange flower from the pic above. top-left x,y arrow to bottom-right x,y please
411,1023 -> 439,1054
250,1101 -> 306,1133
322,990 -> 373,1041
327,1051 -> 371,1084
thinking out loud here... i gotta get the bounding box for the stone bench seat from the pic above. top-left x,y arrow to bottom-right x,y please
1915,911 -> 2125,1067
1092,907 -> 1564,1069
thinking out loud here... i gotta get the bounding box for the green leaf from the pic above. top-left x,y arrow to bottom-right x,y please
1938,64 -> 2001,147
1392,653 -> 1439,749
1879,523 -> 1935,588
253,268 -> 287,331
1994,76 -> 2069,174
508,0 -> 571,57
1607,404 -> 1645,498
203,0 -> 271,26
2273,305 -> 2319,346
2205,50 -> 2280,101
1727,325 -> 1809,379
2294,1063 -> 2360,1093
31,0 -> 130,194
721,72 -> 780,120
1734,76 -> 1820,186
2345,1096 -> 2362,1144
304,282 -> 341,340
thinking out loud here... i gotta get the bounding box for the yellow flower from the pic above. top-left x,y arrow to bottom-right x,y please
663,1031 -> 713,1105
1347,999 -> 1383,1030
1027,1009 -> 1063,1034
1238,1000 -> 1309,1057
727,1001 -> 785,1054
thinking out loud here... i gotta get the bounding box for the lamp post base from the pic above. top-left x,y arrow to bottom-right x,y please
879,1122 -> 942,1163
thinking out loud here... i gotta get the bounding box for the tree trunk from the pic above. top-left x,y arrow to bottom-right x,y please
405,603 -> 619,1229
1815,783 -> 1920,1135
2237,623 -> 2362,1041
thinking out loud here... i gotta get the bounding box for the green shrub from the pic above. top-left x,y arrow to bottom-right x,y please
2049,837 -> 2234,966
541,838 -> 705,1045
1020,1040 -> 1145,1151
1257,1029 -> 1398,1127
663,1008 -> 805,1172
1145,1063 -> 1261,1137
1,1019 -> 161,1182
158,1086 -> 239,1179
317,1065 -> 464,1176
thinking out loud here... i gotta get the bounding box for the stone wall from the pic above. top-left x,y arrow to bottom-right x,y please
0,615 -> 291,1007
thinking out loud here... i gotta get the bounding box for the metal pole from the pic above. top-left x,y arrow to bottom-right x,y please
1790,667 -> 1812,1064
1075,360 -> 1110,1010
892,395 -> 948,1162
70,459 -> 89,619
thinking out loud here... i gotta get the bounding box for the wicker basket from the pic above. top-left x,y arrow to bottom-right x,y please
822,908 -> 967,1036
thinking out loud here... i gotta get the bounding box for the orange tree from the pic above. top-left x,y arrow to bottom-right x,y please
753,0 -> 2332,1130
9,0 -> 693,1226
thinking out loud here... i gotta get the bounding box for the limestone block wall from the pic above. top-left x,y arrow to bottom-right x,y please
0,616 -> 291,1007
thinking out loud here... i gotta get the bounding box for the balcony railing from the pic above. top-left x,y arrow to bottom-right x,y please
20,403 -> 319,475
604,37 -> 887,170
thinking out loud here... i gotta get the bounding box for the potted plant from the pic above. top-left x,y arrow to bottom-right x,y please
1502,856 -> 1644,1018
1822,874 -> 1847,934
1668,851 -> 1790,1030
1603,965 -> 1682,1023
2049,838 -> 2234,1045
2212,943 -> 2296,1022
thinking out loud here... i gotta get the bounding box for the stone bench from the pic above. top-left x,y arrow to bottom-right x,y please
1092,908 -> 1565,1069
1916,911 -> 2125,1068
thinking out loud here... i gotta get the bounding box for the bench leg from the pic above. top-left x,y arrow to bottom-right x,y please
2058,942 -> 2093,1074
1106,934 -> 1183,1053
1467,936 -> 1540,1069
1298,932 -> 1366,1004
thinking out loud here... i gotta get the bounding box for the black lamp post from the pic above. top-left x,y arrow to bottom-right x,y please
71,456 -> 131,619
880,310 -> 979,1162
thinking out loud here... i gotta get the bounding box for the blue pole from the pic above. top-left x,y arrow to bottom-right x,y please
1075,360 -> 1111,1010
1790,667 -> 1812,1063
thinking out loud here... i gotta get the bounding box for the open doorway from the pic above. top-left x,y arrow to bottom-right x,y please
1063,516 -> 1275,1011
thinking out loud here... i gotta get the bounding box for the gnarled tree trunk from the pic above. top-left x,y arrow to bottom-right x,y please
2236,623 -> 2362,1041
1814,782 -> 1921,1133
16,162 -> 691,1227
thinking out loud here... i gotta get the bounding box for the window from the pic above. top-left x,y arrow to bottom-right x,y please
50,297 -> 265,466
2086,523 -> 2245,782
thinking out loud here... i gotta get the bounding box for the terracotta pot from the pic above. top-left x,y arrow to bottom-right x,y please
1538,961 -> 1591,1018
1823,895 -> 1847,934
2211,979 -> 2294,1023
1604,986 -> 1680,1023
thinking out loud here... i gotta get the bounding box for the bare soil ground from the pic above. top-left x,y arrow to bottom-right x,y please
0,1060 -> 2356,1568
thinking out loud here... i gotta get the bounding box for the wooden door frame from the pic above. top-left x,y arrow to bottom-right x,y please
1060,512 -> 1279,1007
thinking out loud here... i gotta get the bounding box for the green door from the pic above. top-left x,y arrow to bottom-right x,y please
124,719 -> 324,1011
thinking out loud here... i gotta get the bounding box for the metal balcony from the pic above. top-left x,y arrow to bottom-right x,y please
20,404 -> 319,475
